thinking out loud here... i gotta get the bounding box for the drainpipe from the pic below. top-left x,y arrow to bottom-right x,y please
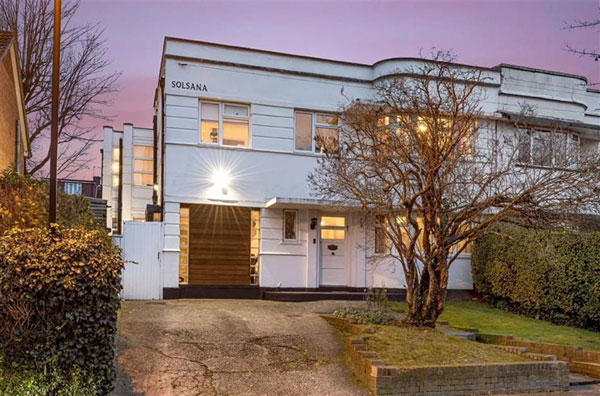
117,137 -> 123,235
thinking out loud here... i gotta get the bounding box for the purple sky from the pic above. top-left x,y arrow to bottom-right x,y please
75,0 -> 599,179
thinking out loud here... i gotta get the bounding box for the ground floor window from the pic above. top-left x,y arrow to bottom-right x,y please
250,209 -> 260,285
283,209 -> 298,242
179,206 -> 189,284
374,215 -> 390,254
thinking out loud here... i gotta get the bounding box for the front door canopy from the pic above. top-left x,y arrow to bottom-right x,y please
265,197 -> 359,210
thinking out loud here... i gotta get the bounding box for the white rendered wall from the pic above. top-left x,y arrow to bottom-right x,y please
155,39 -> 600,292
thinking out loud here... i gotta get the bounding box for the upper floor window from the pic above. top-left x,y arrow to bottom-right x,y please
112,147 -> 120,187
518,129 -> 579,168
63,182 -> 82,196
200,102 -> 250,147
133,145 -> 153,186
294,111 -> 339,153
379,115 -> 475,157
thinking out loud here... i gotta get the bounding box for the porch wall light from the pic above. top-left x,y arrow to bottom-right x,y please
211,168 -> 231,195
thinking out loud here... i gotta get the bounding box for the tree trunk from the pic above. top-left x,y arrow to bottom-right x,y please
405,255 -> 449,327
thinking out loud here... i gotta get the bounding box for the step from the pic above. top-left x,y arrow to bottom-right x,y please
523,352 -> 557,361
571,361 -> 600,378
569,373 -> 600,386
262,290 -> 406,302
445,331 -> 477,341
493,345 -> 528,355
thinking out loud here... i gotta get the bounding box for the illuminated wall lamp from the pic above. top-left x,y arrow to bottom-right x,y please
211,169 -> 231,195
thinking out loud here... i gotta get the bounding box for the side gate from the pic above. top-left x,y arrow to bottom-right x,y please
121,221 -> 163,300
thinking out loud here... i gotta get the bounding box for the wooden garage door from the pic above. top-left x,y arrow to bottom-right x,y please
188,204 -> 251,285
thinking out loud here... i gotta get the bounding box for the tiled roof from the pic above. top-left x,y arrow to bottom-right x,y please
0,30 -> 15,61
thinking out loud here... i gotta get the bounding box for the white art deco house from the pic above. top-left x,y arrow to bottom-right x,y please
104,37 -> 600,300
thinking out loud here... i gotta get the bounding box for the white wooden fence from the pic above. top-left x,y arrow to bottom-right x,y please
117,221 -> 163,300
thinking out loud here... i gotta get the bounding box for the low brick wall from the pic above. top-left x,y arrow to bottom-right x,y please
477,333 -> 600,377
322,316 -> 570,396
477,333 -> 600,363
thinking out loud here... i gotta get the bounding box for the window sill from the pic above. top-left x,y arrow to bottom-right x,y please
281,240 -> 302,245
170,141 -> 325,158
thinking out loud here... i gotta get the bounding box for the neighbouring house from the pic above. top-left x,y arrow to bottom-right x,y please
105,37 -> 600,300
101,124 -> 155,234
0,31 -> 30,173
59,177 -> 102,198
58,177 -> 107,226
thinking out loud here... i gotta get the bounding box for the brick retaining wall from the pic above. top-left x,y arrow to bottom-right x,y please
322,315 -> 570,396
477,333 -> 600,378
477,333 -> 600,363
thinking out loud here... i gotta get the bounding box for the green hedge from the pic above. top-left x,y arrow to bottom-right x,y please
0,360 -> 97,396
472,224 -> 600,331
0,226 -> 122,394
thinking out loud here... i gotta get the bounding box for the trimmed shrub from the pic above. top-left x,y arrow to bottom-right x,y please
0,226 -> 122,394
333,307 -> 396,325
472,224 -> 600,331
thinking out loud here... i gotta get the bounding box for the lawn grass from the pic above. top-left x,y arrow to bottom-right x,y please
360,324 -> 528,367
391,301 -> 600,351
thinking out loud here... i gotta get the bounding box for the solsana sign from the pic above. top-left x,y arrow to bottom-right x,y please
171,80 -> 208,92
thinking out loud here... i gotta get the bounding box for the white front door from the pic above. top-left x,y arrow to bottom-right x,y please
319,215 -> 347,286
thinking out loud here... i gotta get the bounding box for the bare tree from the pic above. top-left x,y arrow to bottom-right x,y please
564,9 -> 599,61
309,51 -> 600,327
0,0 -> 119,177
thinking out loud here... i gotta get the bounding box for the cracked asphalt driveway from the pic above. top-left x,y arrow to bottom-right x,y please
112,299 -> 369,396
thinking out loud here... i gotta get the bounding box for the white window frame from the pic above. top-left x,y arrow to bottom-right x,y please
294,110 -> 340,153
282,209 -> 299,243
63,182 -> 83,196
199,101 -> 251,148
517,128 -> 580,169
133,145 -> 153,187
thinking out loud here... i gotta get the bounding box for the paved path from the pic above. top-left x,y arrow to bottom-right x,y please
112,299 -> 369,396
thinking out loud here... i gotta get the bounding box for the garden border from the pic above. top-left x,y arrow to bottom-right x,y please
321,315 -> 569,396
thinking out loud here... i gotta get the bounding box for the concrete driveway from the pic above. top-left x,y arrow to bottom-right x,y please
112,299 -> 369,396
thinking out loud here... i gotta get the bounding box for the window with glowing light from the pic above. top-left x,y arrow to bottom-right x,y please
320,216 -> 345,240
374,215 -> 390,254
112,147 -> 120,185
250,209 -> 260,285
200,102 -> 219,143
200,102 -> 250,147
179,206 -> 189,284
133,145 -> 153,186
